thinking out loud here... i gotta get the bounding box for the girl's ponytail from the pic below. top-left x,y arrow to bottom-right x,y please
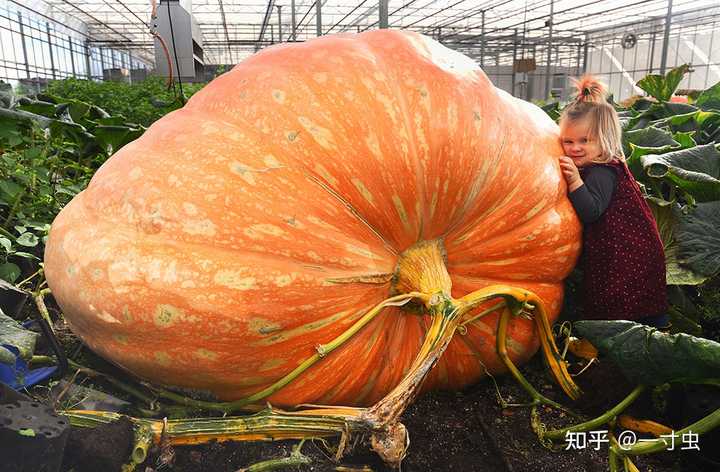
571,75 -> 608,104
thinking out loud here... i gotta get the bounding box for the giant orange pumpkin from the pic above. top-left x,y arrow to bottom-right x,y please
44,30 -> 581,407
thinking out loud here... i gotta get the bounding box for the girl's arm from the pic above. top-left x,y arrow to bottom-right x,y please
567,166 -> 617,223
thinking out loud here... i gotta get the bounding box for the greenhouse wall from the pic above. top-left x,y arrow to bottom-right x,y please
0,0 -> 150,91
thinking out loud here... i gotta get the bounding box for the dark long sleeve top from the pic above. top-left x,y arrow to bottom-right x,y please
568,165 -> 618,224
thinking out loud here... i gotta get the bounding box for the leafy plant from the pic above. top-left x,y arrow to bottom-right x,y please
637,64 -> 691,102
45,76 -> 206,126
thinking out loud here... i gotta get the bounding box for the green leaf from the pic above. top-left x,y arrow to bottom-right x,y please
639,144 -> 720,202
648,201 -> 707,285
675,201 -> 720,277
540,102 -> 561,122
695,111 -> 720,144
672,131 -> 697,148
0,262 -> 21,283
0,180 -> 23,199
66,99 -> 91,122
17,98 -> 58,117
573,320 -> 720,385
627,102 -> 697,131
0,309 -> 38,362
12,252 -> 39,260
622,126 -> 679,157
0,237 -> 11,253
636,64 -> 691,102
15,232 -> 38,247
94,125 -> 144,153
696,81 -> 720,112
18,428 -> 36,437
0,108 -> 52,129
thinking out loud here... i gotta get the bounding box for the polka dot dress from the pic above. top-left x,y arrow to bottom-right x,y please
579,160 -> 668,320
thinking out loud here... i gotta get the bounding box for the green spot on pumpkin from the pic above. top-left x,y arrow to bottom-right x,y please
154,351 -> 172,366
154,305 -> 183,327
19,428 -> 35,437
287,131 -> 299,142
194,348 -> 218,361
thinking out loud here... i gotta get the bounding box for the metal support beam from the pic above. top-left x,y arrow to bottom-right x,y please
379,0 -> 388,29
582,33 -> 589,74
291,0 -> 297,40
480,10 -> 485,68
511,29 -> 518,96
276,5 -> 283,42
18,12 -> 30,78
659,0 -> 673,74
218,0 -> 233,63
316,0 -> 322,37
46,22 -> 56,79
257,0 -> 276,49
84,39 -> 92,79
69,36 -> 76,77
544,0 -> 554,99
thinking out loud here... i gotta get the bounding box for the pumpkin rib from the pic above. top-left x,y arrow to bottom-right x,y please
361,35 -> 427,242
303,171 -> 400,256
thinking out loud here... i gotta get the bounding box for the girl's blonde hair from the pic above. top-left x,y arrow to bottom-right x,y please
559,76 -> 624,163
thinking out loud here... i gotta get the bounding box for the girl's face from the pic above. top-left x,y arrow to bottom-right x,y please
559,119 -> 602,168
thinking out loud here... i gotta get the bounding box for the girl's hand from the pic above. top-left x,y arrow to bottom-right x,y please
559,156 -> 584,192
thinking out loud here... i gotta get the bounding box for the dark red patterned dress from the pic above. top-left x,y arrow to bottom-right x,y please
579,159 -> 668,320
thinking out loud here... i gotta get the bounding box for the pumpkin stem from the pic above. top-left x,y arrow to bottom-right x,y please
458,285 -> 582,401
392,239 -> 451,297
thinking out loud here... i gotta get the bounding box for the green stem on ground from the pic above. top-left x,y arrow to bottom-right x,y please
543,385 -> 646,441
242,440 -> 311,471
33,288 -> 54,332
612,406 -> 720,456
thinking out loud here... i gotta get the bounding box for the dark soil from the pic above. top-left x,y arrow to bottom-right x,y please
61,415 -> 134,472
53,355 -> 717,472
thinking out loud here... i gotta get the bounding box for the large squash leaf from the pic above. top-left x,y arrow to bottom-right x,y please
573,320 -> 720,386
675,201 -> 720,278
636,64 -> 691,102
627,103 -> 697,131
648,200 -> 707,285
696,81 -> 720,112
622,126 -> 679,157
639,144 -> 720,202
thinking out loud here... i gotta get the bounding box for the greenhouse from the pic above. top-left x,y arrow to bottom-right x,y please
1,1 -> 720,471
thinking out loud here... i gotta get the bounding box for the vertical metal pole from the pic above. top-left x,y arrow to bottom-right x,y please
69,36 -> 76,77
46,22 -> 56,79
480,10 -> 485,68
18,12 -> 31,78
379,0 -> 388,29
705,21 -> 716,88
582,37 -> 589,74
276,5 -> 283,42
511,29 -> 518,96
576,42 -> 582,76
99,47 -> 106,79
659,0 -> 673,74
316,0 -> 322,37
85,41 -> 92,79
649,30 -> 657,73
291,0 -> 297,40
544,0 -> 554,98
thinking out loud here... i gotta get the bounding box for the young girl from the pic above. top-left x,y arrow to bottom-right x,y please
558,76 -> 669,328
